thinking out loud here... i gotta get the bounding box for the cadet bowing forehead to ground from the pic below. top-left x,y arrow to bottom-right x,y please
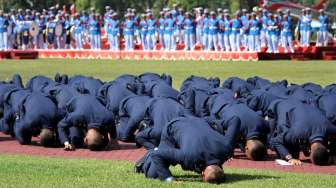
268,99 -> 332,165
57,94 -> 116,151
13,91 -> 60,147
136,116 -> 240,183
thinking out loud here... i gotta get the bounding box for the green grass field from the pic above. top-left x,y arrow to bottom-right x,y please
0,155 -> 335,188
1,59 -> 336,88
0,59 -> 336,187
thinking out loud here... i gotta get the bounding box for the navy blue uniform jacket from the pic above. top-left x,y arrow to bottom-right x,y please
117,95 -> 151,141
68,75 -> 103,96
14,92 -> 59,144
135,97 -> 190,149
149,116 -> 240,180
57,94 -> 115,144
268,99 -> 331,159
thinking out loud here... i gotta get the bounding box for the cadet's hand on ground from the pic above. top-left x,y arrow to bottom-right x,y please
328,156 -> 336,165
110,139 -> 119,145
288,159 -> 302,166
64,143 -> 75,151
172,180 -> 184,184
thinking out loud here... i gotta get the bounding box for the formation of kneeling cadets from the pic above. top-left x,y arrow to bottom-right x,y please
0,73 -> 335,183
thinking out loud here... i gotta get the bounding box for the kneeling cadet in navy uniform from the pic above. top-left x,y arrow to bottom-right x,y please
135,116 -> 240,183
57,94 -> 116,151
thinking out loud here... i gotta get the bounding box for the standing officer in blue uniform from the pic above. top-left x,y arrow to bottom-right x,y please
89,13 -> 101,50
195,8 -> 203,46
317,9 -> 329,47
230,12 -> 242,52
64,14 -> 71,49
267,14 -> 279,53
158,11 -> 165,50
46,15 -> 56,49
136,116 -> 240,183
36,13 -> 46,49
0,10 -> 9,50
21,15 -> 31,49
139,14 -> 148,50
176,8 -> 185,45
302,8 -> 312,47
248,13 -> 261,52
281,15 -> 294,53
107,13 -> 120,51
164,11 -> 175,51
202,9 -> 209,50
218,13 -> 225,51
268,99 -> 332,166
72,13 -> 83,49
208,11 -> 219,51
260,9 -> 268,49
57,94 -> 116,151
183,12 -> 194,51
146,12 -> 157,50
124,13 -> 135,51
240,9 -> 249,51
223,13 -> 231,51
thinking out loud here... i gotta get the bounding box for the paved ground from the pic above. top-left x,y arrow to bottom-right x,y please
0,133 -> 335,175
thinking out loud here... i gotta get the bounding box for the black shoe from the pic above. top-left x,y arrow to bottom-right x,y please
134,154 -> 147,173
135,142 -> 142,148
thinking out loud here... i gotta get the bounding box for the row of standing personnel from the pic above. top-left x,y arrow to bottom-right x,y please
0,6 -> 331,53
0,73 -> 336,183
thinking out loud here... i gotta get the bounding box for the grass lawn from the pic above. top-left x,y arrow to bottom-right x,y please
0,59 -> 336,88
0,59 -> 336,187
0,154 -> 335,188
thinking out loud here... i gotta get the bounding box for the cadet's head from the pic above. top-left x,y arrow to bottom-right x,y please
310,141 -> 329,166
85,128 -> 104,151
319,9 -> 325,15
245,139 -> 267,161
185,12 -> 191,18
286,9 -> 291,15
40,129 -> 55,147
210,11 -> 216,18
306,8 -> 311,14
202,165 -> 225,184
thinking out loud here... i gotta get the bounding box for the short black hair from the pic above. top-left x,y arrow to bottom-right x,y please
248,140 -> 267,161
87,132 -> 105,151
87,140 -> 104,151
311,145 -> 329,166
40,129 -> 55,147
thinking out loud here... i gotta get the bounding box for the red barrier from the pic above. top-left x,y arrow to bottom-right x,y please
37,50 -> 260,61
2,46 -> 336,61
